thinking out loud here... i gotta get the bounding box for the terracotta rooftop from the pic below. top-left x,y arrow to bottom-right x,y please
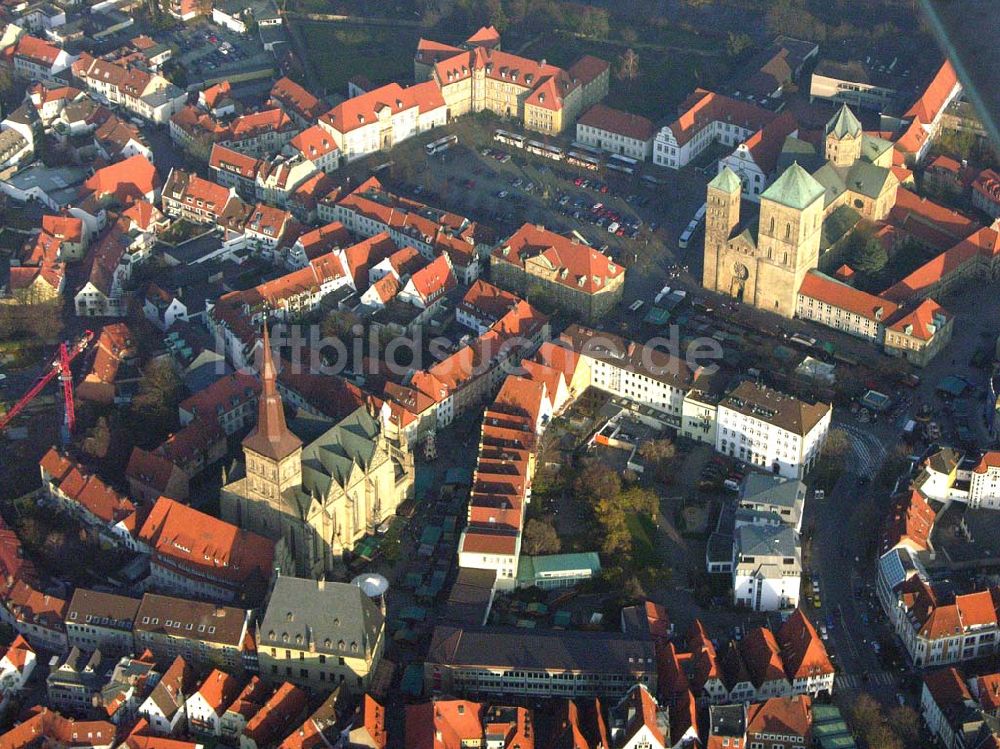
668,88 -> 777,147
496,224 -> 625,295
578,103 -> 654,142
138,496 -> 275,589
798,270 -> 898,323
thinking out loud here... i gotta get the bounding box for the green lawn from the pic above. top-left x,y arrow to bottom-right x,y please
625,512 -> 658,569
298,23 -> 423,93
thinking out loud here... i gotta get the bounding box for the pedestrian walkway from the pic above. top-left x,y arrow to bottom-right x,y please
835,421 -> 889,478
835,671 -> 895,690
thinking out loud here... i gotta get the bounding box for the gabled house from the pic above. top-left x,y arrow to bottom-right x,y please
185,669 -> 243,736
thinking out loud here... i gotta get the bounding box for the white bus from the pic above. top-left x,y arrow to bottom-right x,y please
566,151 -> 601,171
425,134 -> 458,155
606,153 -> 639,175
678,227 -> 694,249
494,129 -> 526,149
525,139 -> 564,161
570,141 -> 603,158
678,202 -> 708,248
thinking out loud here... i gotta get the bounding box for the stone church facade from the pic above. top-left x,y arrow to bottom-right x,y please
703,105 -> 899,318
221,328 -> 414,578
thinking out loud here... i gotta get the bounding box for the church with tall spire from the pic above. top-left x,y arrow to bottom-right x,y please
221,325 -> 415,578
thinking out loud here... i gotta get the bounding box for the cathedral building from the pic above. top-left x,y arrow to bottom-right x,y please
221,326 -> 414,578
703,104 -> 899,317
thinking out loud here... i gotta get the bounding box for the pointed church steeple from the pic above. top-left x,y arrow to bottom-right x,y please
243,322 -> 302,461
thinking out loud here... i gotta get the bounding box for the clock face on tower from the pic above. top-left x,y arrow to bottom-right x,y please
732,261 -> 749,281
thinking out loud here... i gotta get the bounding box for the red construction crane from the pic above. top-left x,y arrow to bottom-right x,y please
0,330 -> 95,440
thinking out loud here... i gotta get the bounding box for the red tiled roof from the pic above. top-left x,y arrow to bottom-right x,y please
201,81 -> 231,109
406,253 -> 455,303
895,118 -> 927,155
289,125 -> 338,160
170,105 -> 228,141
126,447 -> 183,495
466,25 -> 501,46
888,188 -> 979,248
321,82 -> 438,136
973,169 -> 1000,206
228,108 -> 294,140
41,447 -> 135,525
494,375 -> 546,427
41,214 -> 83,244
534,341 -> 581,385
742,110 -> 798,175
179,372 -> 259,420
7,265 -> 61,292
460,279 -> 520,322
368,273 -> 400,304
882,225 -> 998,302
194,669 -> 242,714
210,144 -> 262,180
414,37 -> 462,65
568,55 -> 610,84
86,322 -> 134,386
244,683 -> 307,744
924,666 -> 972,707
460,531 -> 517,555
974,452 -> 1000,475
0,635 -> 33,672
138,497 -> 275,588
496,224 -> 625,294
976,672 -> 1000,711
798,271 -> 898,323
668,88 -> 777,147
14,35 -> 63,66
295,221 -> 351,259
956,589 -> 998,629
884,489 -> 936,552
270,77 -> 324,121
405,700 -> 482,749
6,579 -> 67,629
244,203 -> 292,239
905,60 -> 958,124
0,708 -> 114,749
123,200 -> 164,232
578,103 -> 654,142
747,696 -> 812,741
740,628 -> 786,687
929,154 -> 961,174
777,609 -> 833,680
341,232 -> 398,289
887,299 -> 950,341
84,154 -> 158,204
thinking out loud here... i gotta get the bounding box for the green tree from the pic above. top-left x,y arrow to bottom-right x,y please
619,486 -> 659,521
578,7 -> 610,38
130,360 -> 184,436
81,416 -> 112,460
726,32 -> 753,58
639,439 -> 676,462
866,724 -> 903,749
321,309 -> 362,340
847,693 -> 883,740
850,234 -> 888,275
573,462 -> 621,504
522,518 -> 561,555
597,498 -> 630,554
887,706 -> 922,749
